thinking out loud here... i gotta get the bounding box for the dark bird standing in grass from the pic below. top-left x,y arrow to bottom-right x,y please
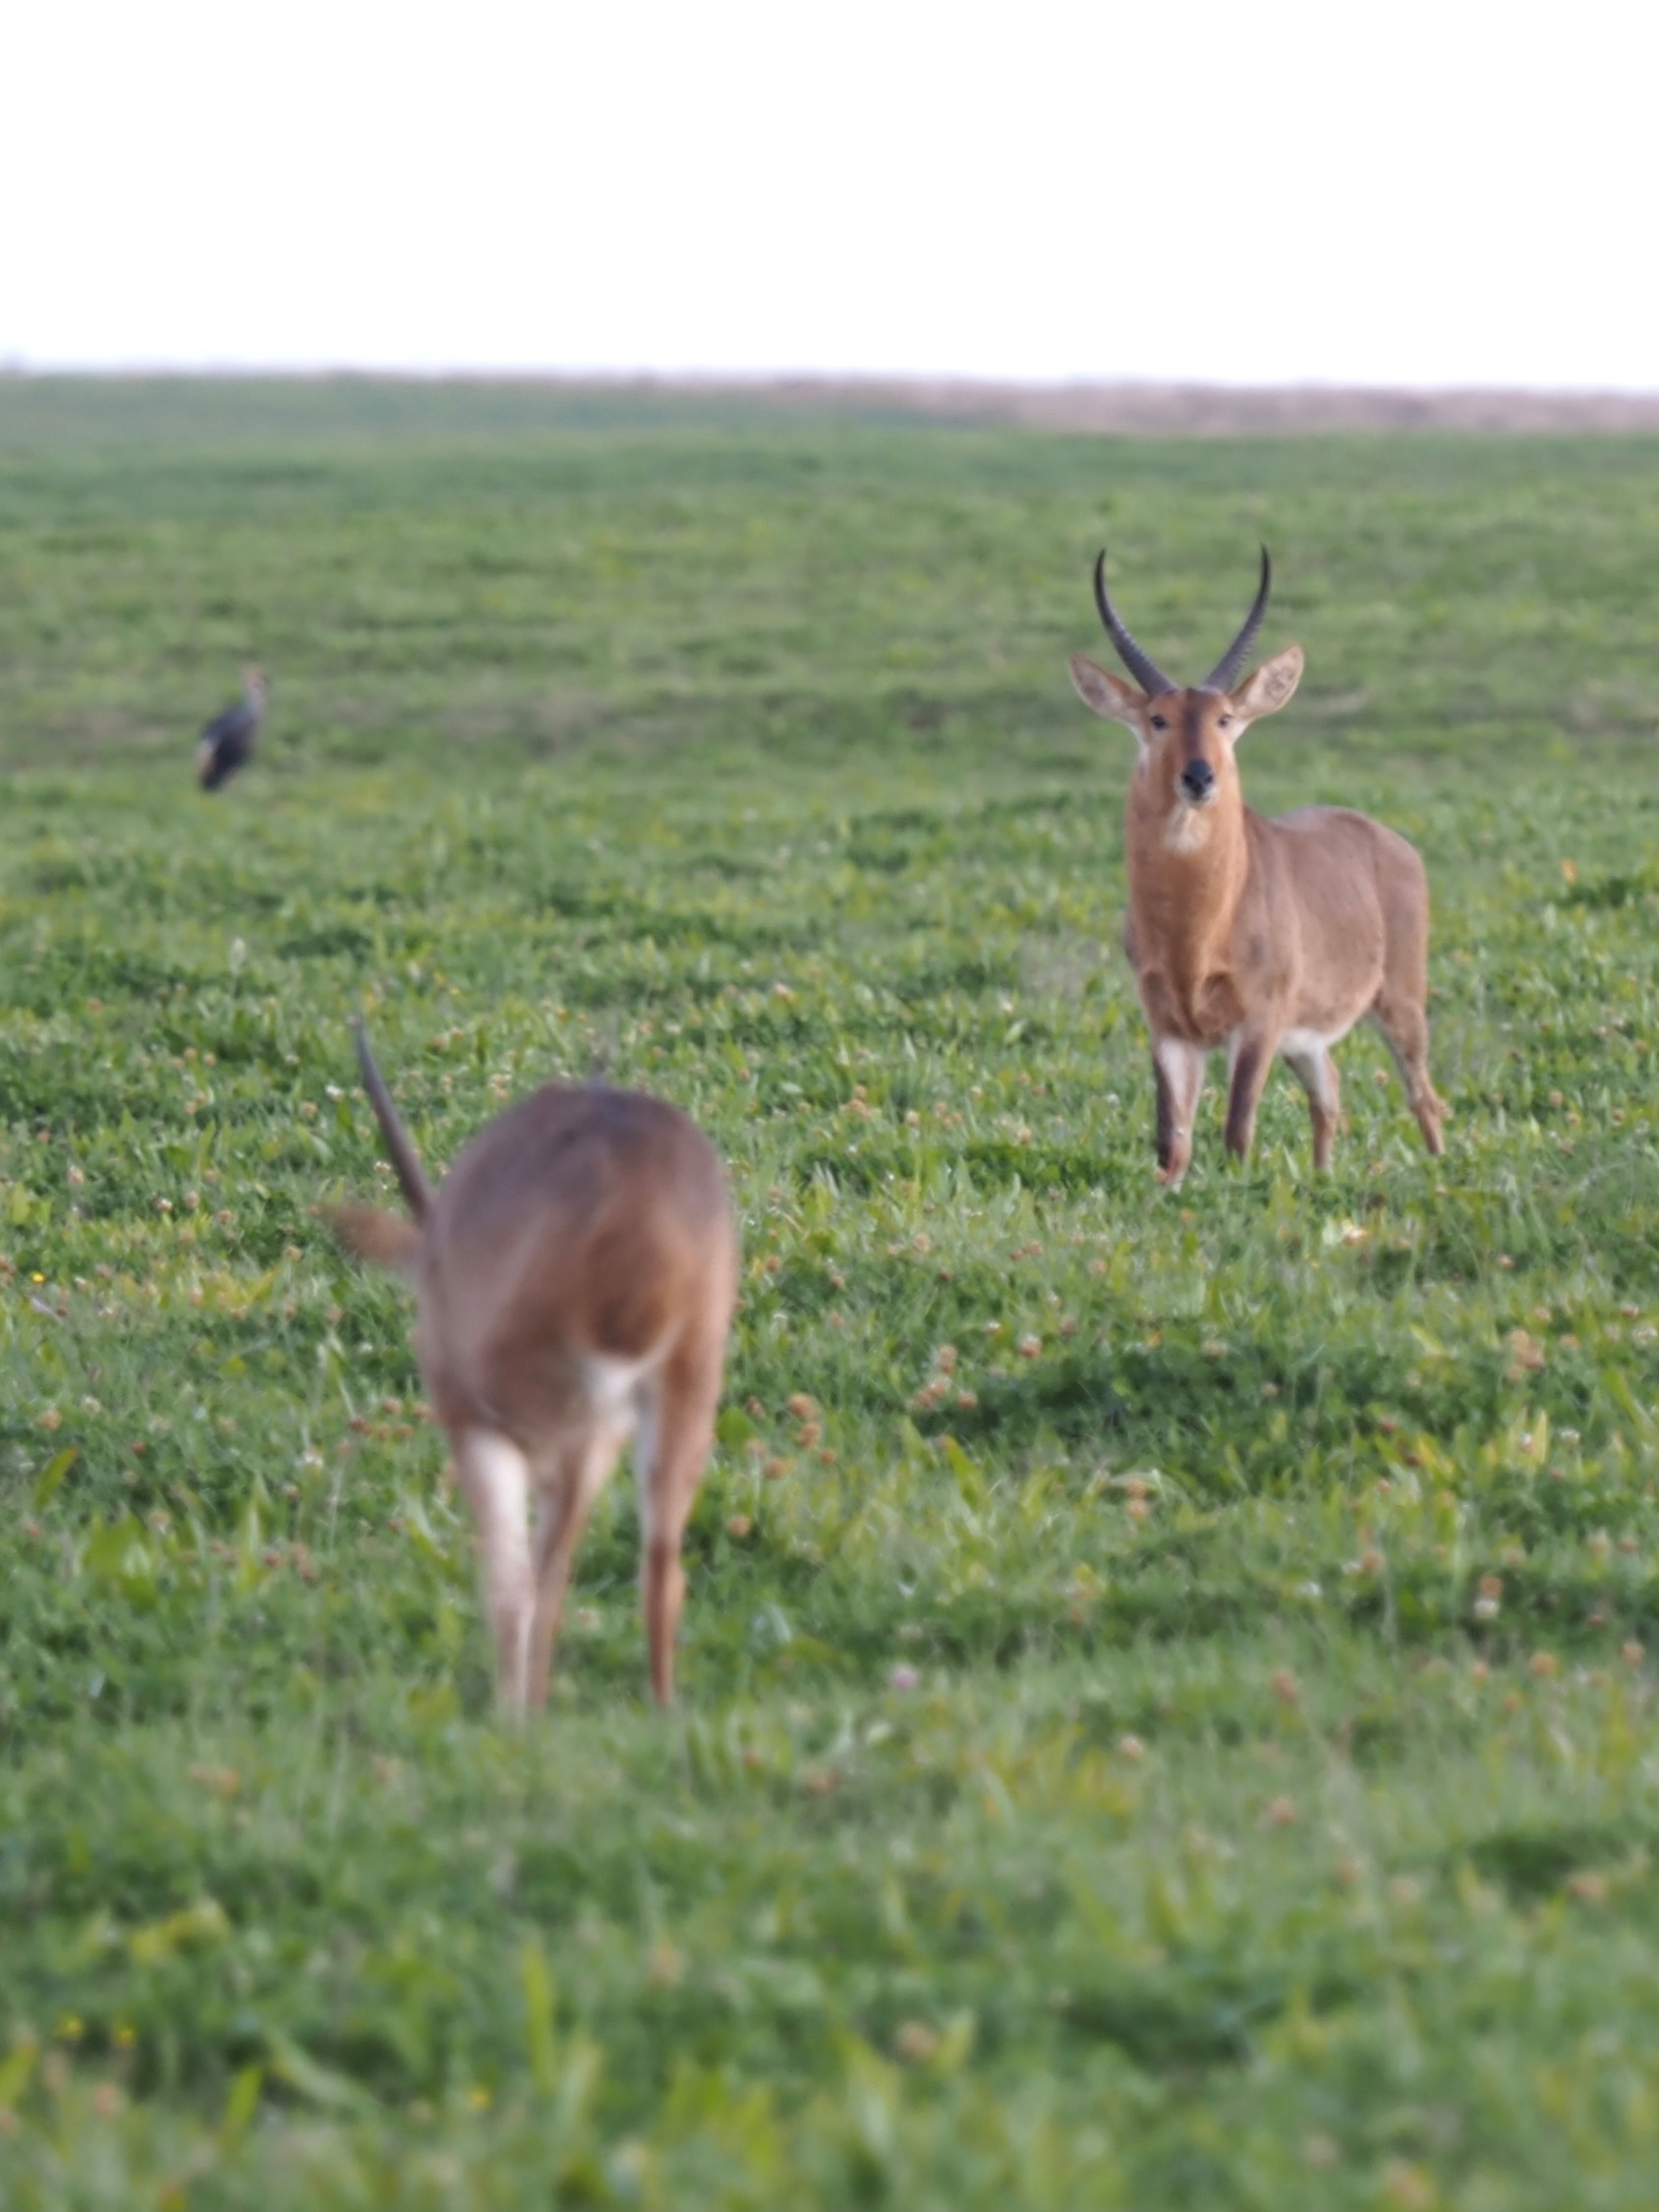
196,667 -> 269,790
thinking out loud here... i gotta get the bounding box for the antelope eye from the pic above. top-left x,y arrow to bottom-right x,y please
1150,714 -> 1168,731
1218,714 -> 1232,728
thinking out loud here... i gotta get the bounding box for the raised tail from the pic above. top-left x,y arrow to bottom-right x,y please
351,1017 -> 432,1224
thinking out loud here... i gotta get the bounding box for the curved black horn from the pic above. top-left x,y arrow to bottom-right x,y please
1092,551 -> 1178,698
1203,546 -> 1273,693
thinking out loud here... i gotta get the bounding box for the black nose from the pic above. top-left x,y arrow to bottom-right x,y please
1180,759 -> 1216,801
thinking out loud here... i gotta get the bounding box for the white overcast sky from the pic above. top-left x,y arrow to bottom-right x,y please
3,0 -> 1652,388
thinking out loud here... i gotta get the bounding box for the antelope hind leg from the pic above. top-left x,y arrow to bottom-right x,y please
525,1418 -> 630,1712
454,1428 -> 535,1715
634,1326 -> 726,1708
1367,1002 -> 1445,1157
1282,1034 -> 1343,1171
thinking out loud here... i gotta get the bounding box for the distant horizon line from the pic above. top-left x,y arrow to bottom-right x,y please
6,364 -> 1659,399
6,368 -> 1659,435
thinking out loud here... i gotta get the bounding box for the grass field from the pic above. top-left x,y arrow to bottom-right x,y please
4,378 -> 1659,2208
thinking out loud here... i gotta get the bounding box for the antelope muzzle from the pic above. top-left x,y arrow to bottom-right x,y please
1179,758 -> 1217,804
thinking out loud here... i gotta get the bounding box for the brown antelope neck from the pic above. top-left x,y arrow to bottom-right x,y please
1068,550 -> 1444,1187
327,1024 -> 738,1714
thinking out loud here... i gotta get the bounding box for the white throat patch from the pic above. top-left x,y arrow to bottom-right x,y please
1164,802 -> 1213,855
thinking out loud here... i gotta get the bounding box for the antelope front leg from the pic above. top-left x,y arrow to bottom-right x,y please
1223,1027 -> 1279,1163
1152,1038 -> 1207,1190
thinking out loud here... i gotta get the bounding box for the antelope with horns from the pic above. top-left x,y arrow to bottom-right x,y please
328,1022 -> 738,1714
1068,550 -> 1444,1188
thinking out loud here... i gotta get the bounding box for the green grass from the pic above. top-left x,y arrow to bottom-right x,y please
4,379 -> 1659,2207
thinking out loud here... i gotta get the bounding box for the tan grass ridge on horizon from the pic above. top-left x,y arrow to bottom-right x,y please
587,374 -> 1659,435
12,366 -> 1659,434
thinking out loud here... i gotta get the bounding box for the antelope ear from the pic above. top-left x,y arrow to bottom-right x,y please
1068,655 -> 1146,734
1231,644 -> 1303,726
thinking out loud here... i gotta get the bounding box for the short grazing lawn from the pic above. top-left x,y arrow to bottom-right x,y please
3,382 -> 1659,2205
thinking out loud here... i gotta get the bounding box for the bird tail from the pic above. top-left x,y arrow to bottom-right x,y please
351,1019 -> 432,1224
